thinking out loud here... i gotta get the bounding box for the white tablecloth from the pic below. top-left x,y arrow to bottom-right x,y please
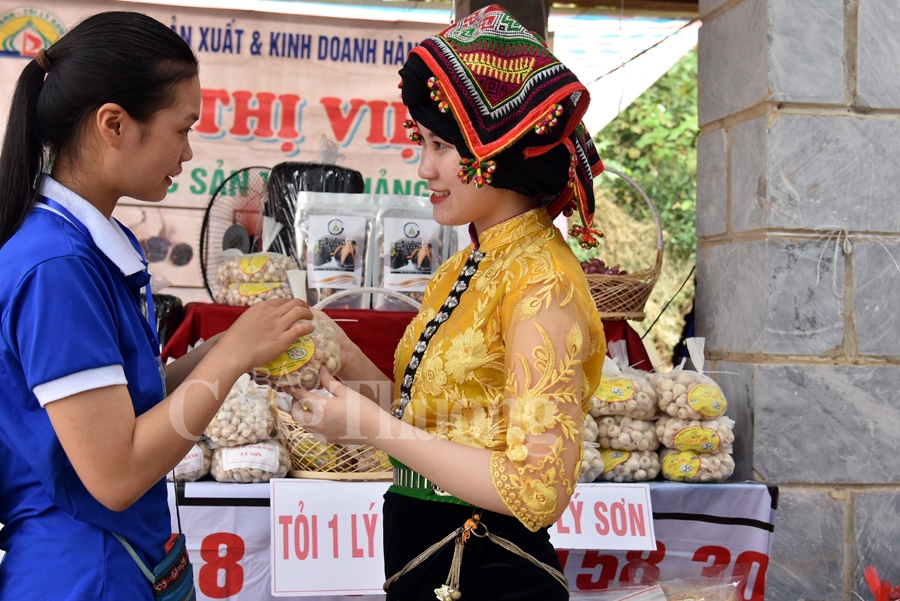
167,480 -> 776,600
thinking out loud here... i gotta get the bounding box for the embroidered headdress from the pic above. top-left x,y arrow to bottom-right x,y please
399,4 -> 604,248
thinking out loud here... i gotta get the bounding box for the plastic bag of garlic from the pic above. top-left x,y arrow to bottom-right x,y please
167,439 -> 212,482
597,449 -> 660,483
595,415 -> 659,452
580,415 -> 659,483
647,338 -> 728,421
216,251 -> 299,286
214,281 -> 293,307
204,374 -> 276,448
584,414 -> 600,443
659,448 -> 735,483
656,416 -> 735,454
580,443 -> 605,483
253,312 -> 342,389
211,441 -> 291,483
590,343 -> 657,420
214,217 -> 300,306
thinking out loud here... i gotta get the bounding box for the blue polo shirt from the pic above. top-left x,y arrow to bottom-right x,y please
0,178 -> 170,600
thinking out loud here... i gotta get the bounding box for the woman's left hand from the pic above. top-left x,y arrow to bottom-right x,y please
286,366 -> 380,445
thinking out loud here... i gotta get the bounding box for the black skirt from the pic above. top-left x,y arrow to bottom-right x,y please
383,492 -> 569,601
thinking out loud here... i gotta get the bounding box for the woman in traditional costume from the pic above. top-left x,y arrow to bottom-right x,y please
291,6 -> 607,599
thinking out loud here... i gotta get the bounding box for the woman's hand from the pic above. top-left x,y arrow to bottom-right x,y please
217,298 -> 314,373
286,367 -> 381,445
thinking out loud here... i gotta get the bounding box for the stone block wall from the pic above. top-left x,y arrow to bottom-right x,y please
696,1 -> 900,599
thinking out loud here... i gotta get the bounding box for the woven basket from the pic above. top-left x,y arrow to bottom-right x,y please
271,287 -> 417,480
586,166 -> 663,321
277,408 -> 392,480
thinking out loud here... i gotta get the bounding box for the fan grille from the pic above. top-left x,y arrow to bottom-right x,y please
199,167 -> 271,300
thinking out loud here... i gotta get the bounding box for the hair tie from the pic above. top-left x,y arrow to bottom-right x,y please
34,48 -> 51,73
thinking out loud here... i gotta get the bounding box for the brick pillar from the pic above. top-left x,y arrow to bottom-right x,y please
696,0 -> 900,599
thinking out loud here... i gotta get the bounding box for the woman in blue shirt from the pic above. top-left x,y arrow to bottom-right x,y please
0,12 -> 311,600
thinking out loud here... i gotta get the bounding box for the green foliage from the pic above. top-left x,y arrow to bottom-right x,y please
593,48 -> 698,261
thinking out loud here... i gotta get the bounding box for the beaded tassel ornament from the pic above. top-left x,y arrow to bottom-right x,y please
433,514 -> 481,601
457,158 -> 497,188
534,104 -> 564,134
402,119 -> 422,144
427,77 -> 450,113
568,223 -> 603,248
565,155 -> 603,247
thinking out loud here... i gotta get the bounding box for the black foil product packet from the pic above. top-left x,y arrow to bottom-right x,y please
265,162 -> 365,263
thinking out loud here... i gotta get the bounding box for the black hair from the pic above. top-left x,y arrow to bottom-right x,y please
0,11 -> 198,247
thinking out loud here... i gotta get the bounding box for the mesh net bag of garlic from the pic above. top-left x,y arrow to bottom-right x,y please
211,441 -> 291,483
204,374 -> 276,447
648,338 -> 728,421
590,342 -> 657,420
167,439 -> 212,482
253,313 -> 342,389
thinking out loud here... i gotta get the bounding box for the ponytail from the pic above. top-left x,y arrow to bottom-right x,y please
0,11 -> 197,248
0,60 -> 48,247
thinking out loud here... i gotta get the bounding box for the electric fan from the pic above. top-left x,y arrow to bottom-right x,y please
198,166 -> 272,301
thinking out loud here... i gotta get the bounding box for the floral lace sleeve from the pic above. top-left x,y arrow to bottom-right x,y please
490,276 -> 592,532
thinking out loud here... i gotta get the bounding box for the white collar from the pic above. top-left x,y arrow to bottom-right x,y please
37,176 -> 147,277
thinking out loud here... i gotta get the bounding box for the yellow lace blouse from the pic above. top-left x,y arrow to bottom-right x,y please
392,208 -> 606,531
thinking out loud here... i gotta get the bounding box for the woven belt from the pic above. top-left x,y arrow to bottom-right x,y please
389,466 -> 473,506
393,466 -> 441,491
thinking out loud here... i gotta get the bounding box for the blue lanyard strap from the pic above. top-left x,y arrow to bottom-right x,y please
39,196 -> 161,352
115,220 -> 160,350
42,196 -> 90,237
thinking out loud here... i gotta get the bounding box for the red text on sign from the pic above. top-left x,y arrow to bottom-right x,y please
194,89 -> 416,155
199,532 -> 245,599
593,499 -> 647,537
276,510 -> 379,561
691,546 -> 768,601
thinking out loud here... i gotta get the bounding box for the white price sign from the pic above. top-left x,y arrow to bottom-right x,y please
270,480 -> 391,597
550,484 -> 656,551
270,480 -> 655,596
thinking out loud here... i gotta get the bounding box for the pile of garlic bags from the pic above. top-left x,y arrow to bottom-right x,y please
580,338 -> 735,484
